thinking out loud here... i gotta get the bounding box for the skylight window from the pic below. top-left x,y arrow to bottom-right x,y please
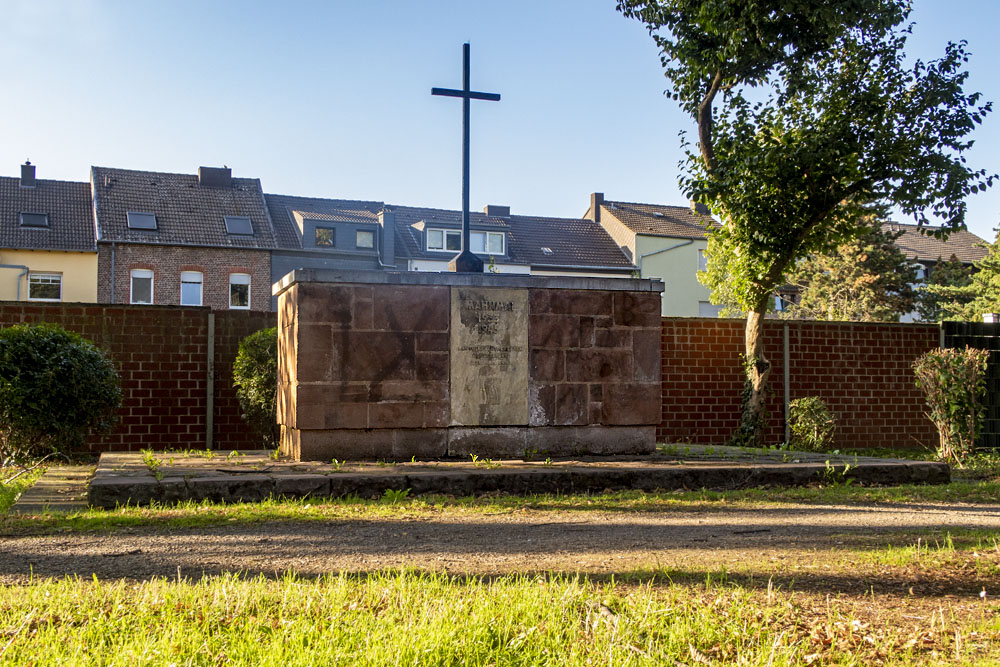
127,211 -> 157,230
224,215 -> 254,235
19,212 -> 49,228
541,247 -> 553,255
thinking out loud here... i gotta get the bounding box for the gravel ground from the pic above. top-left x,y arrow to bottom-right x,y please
3,501 -> 1000,586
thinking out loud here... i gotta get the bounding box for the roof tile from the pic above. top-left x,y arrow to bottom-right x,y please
0,176 -> 94,251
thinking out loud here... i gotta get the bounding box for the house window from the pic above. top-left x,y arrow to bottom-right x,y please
224,216 -> 253,235
180,271 -> 203,306
315,227 -> 335,247
698,301 -> 723,317
126,211 -> 157,230
27,273 -> 61,301
229,273 -> 250,309
19,212 -> 49,228
427,228 -> 461,252
698,249 -> 708,272
130,269 -> 153,304
471,231 -> 504,255
356,229 -> 375,249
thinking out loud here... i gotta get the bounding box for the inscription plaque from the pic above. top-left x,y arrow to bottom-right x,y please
450,287 -> 529,425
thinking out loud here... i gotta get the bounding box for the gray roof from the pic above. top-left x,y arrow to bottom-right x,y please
265,193 -> 384,250
602,200 -> 717,239
0,176 -> 95,251
393,205 -> 634,269
888,222 -> 988,264
92,167 -> 276,249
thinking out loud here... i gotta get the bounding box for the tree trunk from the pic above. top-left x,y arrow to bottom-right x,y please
739,304 -> 772,446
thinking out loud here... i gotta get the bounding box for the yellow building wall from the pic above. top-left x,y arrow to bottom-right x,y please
0,250 -> 98,303
635,235 -> 711,317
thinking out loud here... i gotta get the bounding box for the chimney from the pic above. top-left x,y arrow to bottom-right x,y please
198,166 -> 232,188
483,205 -> 510,217
690,200 -> 710,215
20,161 -> 36,189
588,192 -> 604,222
378,208 -> 396,267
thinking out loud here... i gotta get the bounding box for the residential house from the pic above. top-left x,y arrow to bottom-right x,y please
265,195 -> 635,305
585,193 -> 715,316
0,161 -> 97,303
92,166 -> 276,310
393,204 -> 635,277
890,221 -> 988,322
265,193 -> 391,307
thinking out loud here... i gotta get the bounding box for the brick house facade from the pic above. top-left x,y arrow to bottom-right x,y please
92,165 -> 276,310
97,244 -> 271,311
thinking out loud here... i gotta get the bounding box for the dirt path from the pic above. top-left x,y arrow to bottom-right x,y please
3,501 -> 1000,589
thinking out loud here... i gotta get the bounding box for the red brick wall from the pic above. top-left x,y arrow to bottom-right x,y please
0,302 -> 275,452
97,243 -> 272,311
659,318 -> 940,449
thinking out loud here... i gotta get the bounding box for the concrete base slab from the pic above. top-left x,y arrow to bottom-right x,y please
9,465 -> 93,514
83,446 -> 951,509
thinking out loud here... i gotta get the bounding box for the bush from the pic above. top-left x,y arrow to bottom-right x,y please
913,346 -> 990,465
0,323 -> 122,462
232,327 -> 279,447
787,396 -> 836,451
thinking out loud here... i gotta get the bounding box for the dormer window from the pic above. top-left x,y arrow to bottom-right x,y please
427,228 -> 461,252
127,211 -> 157,230
356,229 -> 375,249
19,212 -> 48,228
471,231 -> 504,255
224,215 -> 253,235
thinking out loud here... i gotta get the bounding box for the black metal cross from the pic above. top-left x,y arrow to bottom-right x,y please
432,43 -> 501,273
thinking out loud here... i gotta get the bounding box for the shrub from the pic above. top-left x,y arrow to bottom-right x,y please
232,327 -> 279,447
787,396 -> 836,451
0,323 -> 122,462
913,346 -> 990,464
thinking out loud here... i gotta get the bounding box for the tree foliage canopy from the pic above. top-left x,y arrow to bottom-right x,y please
929,231 -> 1000,321
916,253 -> 974,322
232,327 -> 279,448
783,219 -> 917,322
619,0 -> 993,444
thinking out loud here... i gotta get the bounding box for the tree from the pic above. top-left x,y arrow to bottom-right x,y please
0,323 -> 122,462
232,327 -> 279,448
783,219 -> 917,322
916,253 -> 974,322
927,230 -> 1000,321
618,0 -> 994,445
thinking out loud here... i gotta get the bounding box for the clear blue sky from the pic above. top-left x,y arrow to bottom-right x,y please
1,1 -> 997,242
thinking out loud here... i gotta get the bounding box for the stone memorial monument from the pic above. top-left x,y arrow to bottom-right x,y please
275,270 -> 663,461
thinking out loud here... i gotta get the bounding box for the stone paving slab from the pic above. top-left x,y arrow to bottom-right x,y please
86,446 -> 950,509
9,465 -> 93,514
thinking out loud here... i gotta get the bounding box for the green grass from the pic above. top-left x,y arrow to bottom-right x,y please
4,475 -> 1000,536
0,466 -> 45,513
1,570 -> 996,666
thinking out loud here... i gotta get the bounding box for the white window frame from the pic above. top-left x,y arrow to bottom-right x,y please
426,228 -> 462,252
229,273 -> 251,310
130,269 -> 154,304
27,272 -> 62,302
180,271 -> 203,306
356,229 -> 375,249
471,230 -> 505,255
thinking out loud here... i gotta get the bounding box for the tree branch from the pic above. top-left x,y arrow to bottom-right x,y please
698,71 -> 724,174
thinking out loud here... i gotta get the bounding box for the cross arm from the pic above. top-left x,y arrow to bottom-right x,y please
431,87 -> 501,101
